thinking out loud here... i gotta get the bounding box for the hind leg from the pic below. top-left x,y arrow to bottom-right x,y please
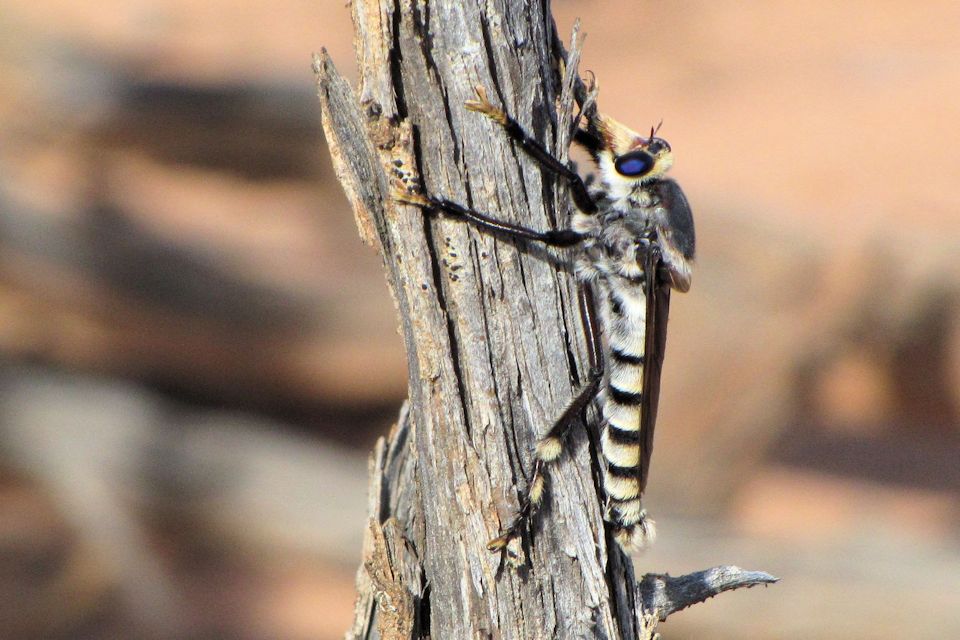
487,285 -> 604,566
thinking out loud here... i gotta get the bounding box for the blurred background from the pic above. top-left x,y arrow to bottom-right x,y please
1,1 -> 958,638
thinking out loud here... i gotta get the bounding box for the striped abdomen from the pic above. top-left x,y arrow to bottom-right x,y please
599,278 -> 656,550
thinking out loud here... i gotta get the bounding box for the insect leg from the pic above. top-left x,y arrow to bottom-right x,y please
488,284 -> 605,565
465,87 -> 597,214
396,191 -> 584,248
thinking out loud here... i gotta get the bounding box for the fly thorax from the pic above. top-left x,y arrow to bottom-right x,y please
596,209 -> 654,281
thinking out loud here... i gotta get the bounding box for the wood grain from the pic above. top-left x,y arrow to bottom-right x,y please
315,2 -> 774,637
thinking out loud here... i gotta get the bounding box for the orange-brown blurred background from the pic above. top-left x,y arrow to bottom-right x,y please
1,1 -> 958,638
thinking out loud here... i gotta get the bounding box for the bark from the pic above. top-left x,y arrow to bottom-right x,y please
314,2 -> 775,637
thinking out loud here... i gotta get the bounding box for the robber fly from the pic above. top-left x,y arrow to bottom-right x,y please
395,85 -> 695,562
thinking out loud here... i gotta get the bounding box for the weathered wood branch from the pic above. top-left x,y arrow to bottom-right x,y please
315,2 -> 775,637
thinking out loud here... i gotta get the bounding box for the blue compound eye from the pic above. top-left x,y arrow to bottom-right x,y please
615,151 -> 654,177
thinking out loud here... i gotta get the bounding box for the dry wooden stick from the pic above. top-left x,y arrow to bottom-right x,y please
315,2 -> 775,637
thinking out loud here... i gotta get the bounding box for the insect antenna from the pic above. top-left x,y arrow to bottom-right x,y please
649,119 -> 664,140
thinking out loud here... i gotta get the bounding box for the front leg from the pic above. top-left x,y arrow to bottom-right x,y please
465,86 -> 597,215
395,190 -> 585,248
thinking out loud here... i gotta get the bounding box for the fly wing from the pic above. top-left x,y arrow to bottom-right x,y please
656,179 -> 696,261
638,249 -> 672,494
637,179 -> 693,493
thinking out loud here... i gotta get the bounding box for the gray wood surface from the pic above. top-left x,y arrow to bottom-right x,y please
315,2 -> 773,637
